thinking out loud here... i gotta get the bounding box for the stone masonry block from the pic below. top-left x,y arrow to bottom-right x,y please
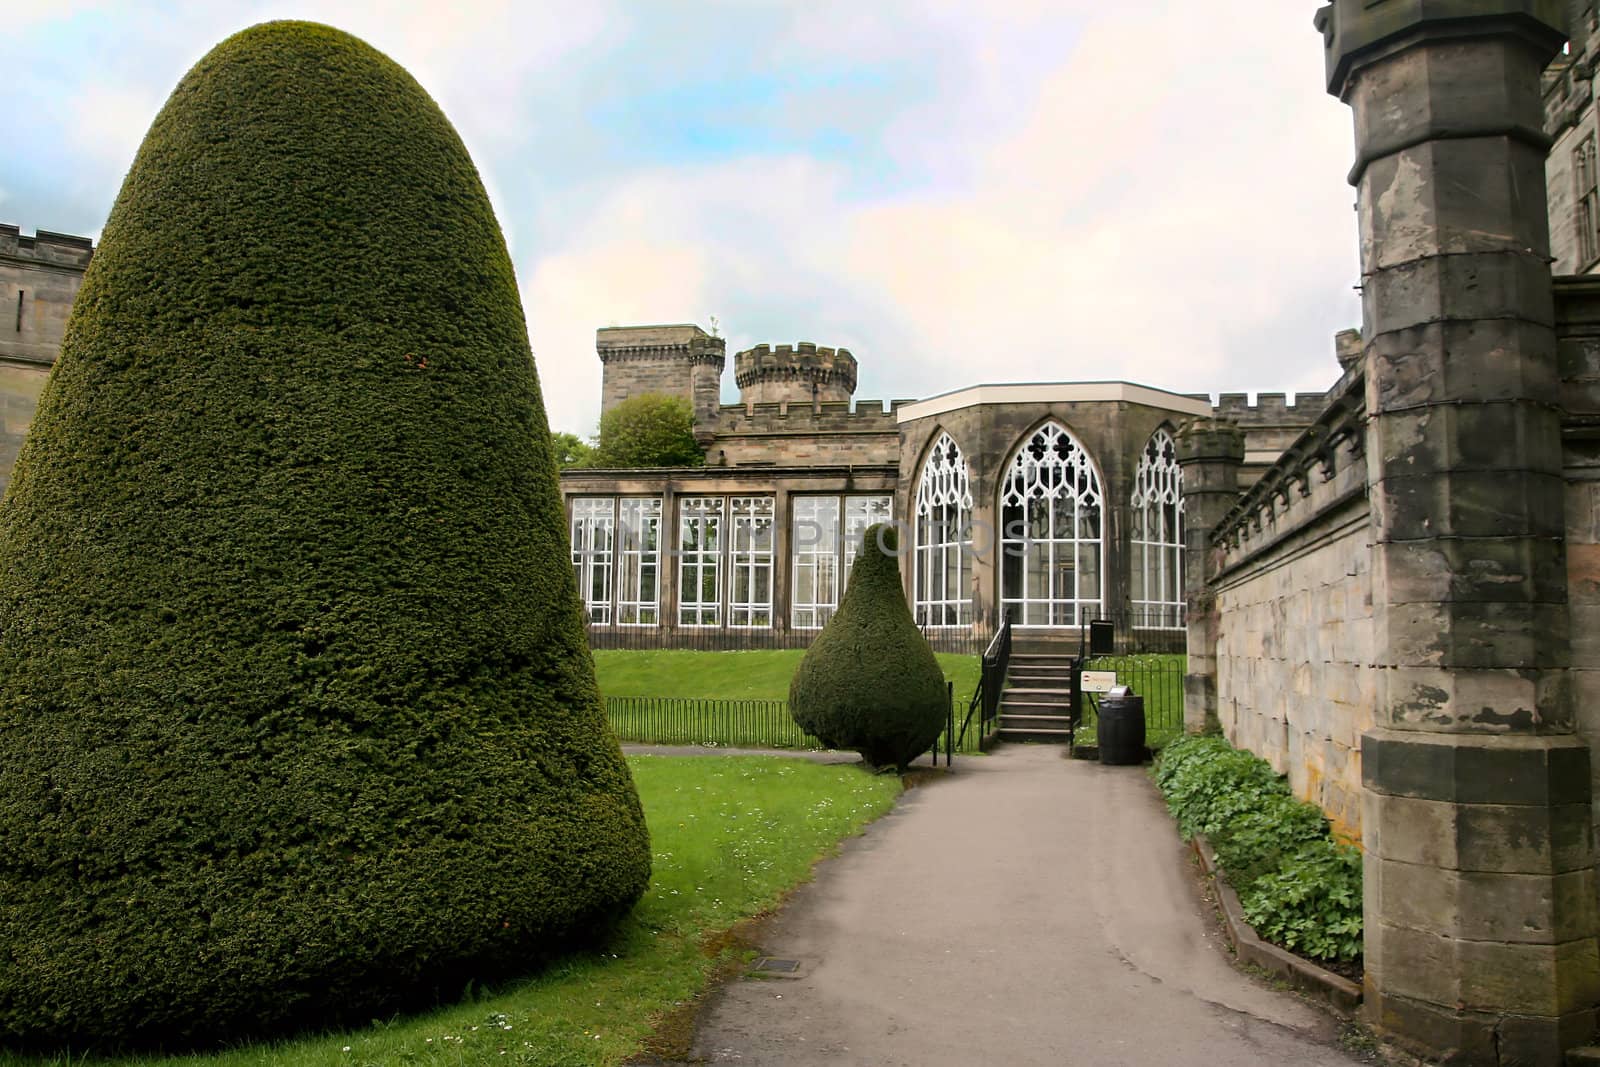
1571,546 -> 1600,609
1358,137 -> 1555,270
1367,918 -> 1463,1007
1379,665 -> 1565,732
1374,599 -> 1567,670
1362,249 -> 1556,335
1366,793 -> 1597,874
1373,536 -> 1568,604
1363,728 -> 1592,805
1371,470 -> 1565,540
1364,318 -> 1560,411
1460,936 -> 1600,1017
1367,400 -> 1564,475
1368,856 -> 1597,944
1337,19 -> 1557,138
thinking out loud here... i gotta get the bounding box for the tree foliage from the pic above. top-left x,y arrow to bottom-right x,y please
0,20 -> 649,1046
551,430 -> 594,468
788,525 -> 947,771
591,393 -> 703,468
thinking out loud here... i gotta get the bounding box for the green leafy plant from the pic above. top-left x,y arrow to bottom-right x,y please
591,393 -> 703,467
1153,734 -> 1289,838
1208,793 -> 1330,891
551,430 -> 594,468
1239,839 -> 1365,963
1154,734 -> 1362,963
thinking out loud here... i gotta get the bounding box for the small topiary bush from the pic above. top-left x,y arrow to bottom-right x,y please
1154,733 -> 1362,963
0,20 -> 649,1048
789,524 -> 947,772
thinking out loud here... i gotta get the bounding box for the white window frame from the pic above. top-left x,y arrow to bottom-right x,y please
1131,428 -> 1185,630
570,497 -> 616,625
914,433 -> 974,628
998,421 -> 1104,628
677,497 -> 725,627
791,496 -> 841,630
728,497 -> 776,628
616,497 -> 663,626
790,494 -> 893,629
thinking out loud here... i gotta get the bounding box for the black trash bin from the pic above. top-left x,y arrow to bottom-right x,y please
1098,685 -> 1146,765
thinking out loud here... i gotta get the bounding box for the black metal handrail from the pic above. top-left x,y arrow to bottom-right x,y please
959,609 -> 1012,748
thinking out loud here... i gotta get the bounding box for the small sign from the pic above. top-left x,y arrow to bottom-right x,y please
1081,670 -> 1118,693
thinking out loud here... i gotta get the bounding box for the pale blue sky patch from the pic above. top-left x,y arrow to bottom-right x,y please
5,1 -> 1362,437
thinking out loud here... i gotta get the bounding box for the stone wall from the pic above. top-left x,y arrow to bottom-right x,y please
0,226 -> 92,367
1209,371 -> 1373,840
1212,389 -> 1335,486
0,225 -> 92,497
1205,283 -> 1600,849
705,399 -> 901,468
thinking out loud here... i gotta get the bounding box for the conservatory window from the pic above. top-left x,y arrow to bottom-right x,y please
791,494 -> 893,628
569,497 -> 615,625
1131,428 -> 1185,629
999,422 -> 1103,627
678,497 -> 725,627
728,497 -> 776,628
615,497 -> 663,626
914,433 -> 974,627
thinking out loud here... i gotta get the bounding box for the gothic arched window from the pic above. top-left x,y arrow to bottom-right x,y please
914,432 -> 973,627
999,422 -> 1103,627
1131,427 -> 1185,629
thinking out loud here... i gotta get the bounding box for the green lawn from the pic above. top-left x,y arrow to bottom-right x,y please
593,649 -> 981,704
593,649 -> 984,753
1,756 -> 901,1067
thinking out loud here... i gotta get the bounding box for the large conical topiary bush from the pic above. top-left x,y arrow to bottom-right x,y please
789,525 -> 947,771
0,21 -> 649,1047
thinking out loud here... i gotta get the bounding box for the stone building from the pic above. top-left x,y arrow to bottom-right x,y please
563,322 -> 1331,647
0,245 -> 1328,647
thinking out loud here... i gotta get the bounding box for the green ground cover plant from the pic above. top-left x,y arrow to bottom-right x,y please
0,21 -> 647,1045
1154,734 -> 1362,963
0,756 -> 901,1067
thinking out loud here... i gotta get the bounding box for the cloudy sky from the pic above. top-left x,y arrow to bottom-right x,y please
6,1 -> 1361,436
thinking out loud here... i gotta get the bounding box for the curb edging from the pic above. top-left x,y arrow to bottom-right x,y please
1190,834 -> 1363,1016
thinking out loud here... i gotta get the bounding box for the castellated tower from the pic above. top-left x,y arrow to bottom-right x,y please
596,324 -> 726,443
735,342 -> 857,409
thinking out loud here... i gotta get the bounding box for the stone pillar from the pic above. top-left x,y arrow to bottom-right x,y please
1318,2 -> 1600,1061
1175,418 -> 1245,734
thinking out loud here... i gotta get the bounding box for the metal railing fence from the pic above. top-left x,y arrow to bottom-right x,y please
1073,654 -> 1186,748
607,692 -> 984,757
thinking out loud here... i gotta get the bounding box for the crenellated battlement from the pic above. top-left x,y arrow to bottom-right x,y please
711,397 -> 902,434
1210,389 -> 1332,426
0,224 -> 94,268
597,323 -> 726,368
734,341 -> 857,404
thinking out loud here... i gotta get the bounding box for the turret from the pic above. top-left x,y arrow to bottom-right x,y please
596,324 -> 726,444
734,341 -> 857,409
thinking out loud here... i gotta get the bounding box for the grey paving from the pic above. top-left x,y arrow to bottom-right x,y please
686,743 -> 1365,1066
